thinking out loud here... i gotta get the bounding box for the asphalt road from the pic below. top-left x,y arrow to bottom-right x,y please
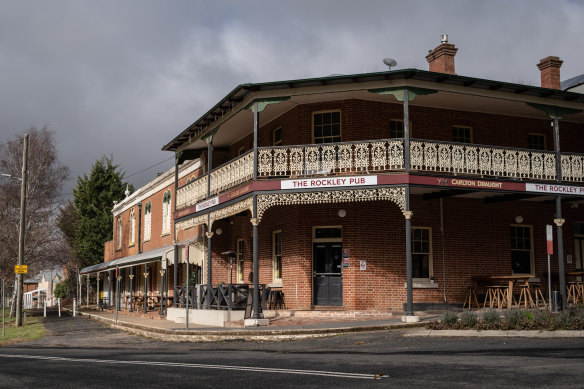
1,310 -> 583,388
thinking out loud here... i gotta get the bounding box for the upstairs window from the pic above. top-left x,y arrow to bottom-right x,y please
129,209 -> 136,246
389,120 -> 405,138
528,134 -> 546,150
116,217 -> 122,250
162,190 -> 172,235
452,126 -> 472,143
144,202 -> 152,241
273,127 -> 282,146
313,111 -> 341,144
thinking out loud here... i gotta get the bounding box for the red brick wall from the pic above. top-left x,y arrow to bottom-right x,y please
227,99 -> 583,155
206,196 -> 584,310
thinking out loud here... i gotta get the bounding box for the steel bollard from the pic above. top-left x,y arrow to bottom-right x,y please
551,291 -> 562,312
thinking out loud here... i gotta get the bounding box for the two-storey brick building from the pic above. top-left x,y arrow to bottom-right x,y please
83,38 -> 584,324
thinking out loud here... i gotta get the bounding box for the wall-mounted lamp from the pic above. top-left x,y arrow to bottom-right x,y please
215,228 -> 223,236
515,216 -> 524,224
338,209 -> 347,218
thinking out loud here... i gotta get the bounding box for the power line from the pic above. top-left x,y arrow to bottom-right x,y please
125,155 -> 175,179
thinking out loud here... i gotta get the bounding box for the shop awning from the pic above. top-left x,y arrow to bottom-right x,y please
80,245 -> 174,275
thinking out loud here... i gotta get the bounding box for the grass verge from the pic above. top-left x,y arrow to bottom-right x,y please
0,310 -> 45,345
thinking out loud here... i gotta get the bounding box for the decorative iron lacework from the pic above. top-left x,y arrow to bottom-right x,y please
256,187 -> 406,223
175,197 -> 254,233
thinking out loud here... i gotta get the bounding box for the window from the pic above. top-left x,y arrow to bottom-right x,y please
162,190 -> 171,235
144,202 -> 152,241
528,134 -> 546,150
116,217 -> 122,250
412,227 -> 432,279
129,208 -> 136,246
510,225 -> 534,274
273,127 -> 282,146
313,111 -> 341,144
575,223 -> 584,270
452,126 -> 472,143
272,231 -> 282,282
237,146 -> 245,156
236,239 -> 244,283
390,120 -> 404,138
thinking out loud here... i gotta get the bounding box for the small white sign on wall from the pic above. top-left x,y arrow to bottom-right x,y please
360,260 -> 367,271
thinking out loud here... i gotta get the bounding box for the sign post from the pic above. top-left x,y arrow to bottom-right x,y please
546,224 -> 553,312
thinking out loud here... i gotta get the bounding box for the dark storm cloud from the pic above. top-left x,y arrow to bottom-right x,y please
0,0 -> 582,195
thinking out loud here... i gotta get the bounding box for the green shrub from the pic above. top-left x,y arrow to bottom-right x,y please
532,310 -> 551,327
53,282 -> 68,299
554,310 -> 572,329
441,311 -> 458,326
504,309 -> 527,328
482,310 -> 501,325
459,311 -> 478,328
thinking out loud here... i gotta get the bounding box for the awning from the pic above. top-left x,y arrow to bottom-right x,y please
80,245 -> 174,275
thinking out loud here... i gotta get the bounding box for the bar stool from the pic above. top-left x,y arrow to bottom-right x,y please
516,282 -> 535,309
484,285 -> 508,309
463,286 -> 480,309
566,282 -> 579,305
530,282 -> 547,308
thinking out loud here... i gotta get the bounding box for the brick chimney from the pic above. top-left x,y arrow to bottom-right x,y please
426,35 -> 458,75
537,56 -> 563,89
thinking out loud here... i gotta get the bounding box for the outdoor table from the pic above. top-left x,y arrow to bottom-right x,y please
567,271 -> 584,304
489,275 -> 532,309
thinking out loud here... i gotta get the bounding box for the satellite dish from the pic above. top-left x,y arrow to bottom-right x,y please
383,58 -> 397,70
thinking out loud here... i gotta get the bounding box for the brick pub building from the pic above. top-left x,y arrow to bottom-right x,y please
82,38 -> 584,324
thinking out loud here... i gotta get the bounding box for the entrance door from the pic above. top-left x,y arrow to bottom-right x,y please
313,242 -> 343,306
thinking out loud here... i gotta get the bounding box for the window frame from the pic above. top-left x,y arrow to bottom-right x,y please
272,230 -> 282,283
116,217 -> 122,250
144,202 -> 152,242
273,127 -> 283,146
510,224 -> 535,275
452,125 -> 473,144
162,190 -> 172,235
528,133 -> 547,151
411,227 -> 433,281
129,208 -> 136,247
389,119 -> 414,138
312,110 -> 342,144
236,239 -> 245,284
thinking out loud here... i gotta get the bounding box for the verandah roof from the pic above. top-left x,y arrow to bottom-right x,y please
80,245 -> 174,275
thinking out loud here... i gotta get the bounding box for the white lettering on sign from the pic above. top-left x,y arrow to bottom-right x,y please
526,183 -> 584,196
281,176 -> 377,190
195,196 -> 219,212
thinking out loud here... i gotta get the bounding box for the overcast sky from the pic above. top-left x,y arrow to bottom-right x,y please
0,0 -> 583,198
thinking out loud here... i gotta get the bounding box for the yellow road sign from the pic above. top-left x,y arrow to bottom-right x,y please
14,265 -> 28,274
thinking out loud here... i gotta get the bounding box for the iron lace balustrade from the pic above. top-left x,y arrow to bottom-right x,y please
258,139 -> 405,177
410,140 -> 560,181
561,153 -> 584,182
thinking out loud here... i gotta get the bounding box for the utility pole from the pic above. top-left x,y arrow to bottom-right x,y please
15,134 -> 28,327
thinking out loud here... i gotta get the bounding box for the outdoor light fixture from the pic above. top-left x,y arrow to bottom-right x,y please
215,228 -> 223,236
515,216 -> 524,224
338,209 -> 347,218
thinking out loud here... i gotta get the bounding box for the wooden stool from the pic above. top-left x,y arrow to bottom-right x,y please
530,283 -> 547,308
463,287 -> 480,309
517,283 -> 535,309
566,282 -> 578,305
484,285 -> 507,309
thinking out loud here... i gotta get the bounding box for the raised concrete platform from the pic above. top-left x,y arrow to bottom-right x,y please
401,315 -> 420,323
167,307 -> 245,327
244,318 -> 270,327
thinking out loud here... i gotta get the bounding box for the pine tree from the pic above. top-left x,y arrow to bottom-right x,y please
72,155 -> 133,267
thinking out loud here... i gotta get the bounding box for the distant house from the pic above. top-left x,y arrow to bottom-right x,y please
23,267 -> 63,308
562,74 -> 584,94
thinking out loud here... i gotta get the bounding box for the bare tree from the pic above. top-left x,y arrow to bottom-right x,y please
0,126 -> 70,314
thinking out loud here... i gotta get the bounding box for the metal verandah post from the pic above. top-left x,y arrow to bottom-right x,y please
206,216 -> 213,310
253,100 -> 259,180
129,267 -> 134,312
173,157 -> 179,306
252,195 -> 260,319
552,111 -> 567,309
403,88 -> 410,173
404,186 -> 414,316
143,264 -> 148,314
86,274 -> 89,309
108,270 -> 112,309
97,272 -> 100,307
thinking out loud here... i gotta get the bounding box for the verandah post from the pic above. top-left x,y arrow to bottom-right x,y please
404,186 -> 414,317
251,195 -> 260,319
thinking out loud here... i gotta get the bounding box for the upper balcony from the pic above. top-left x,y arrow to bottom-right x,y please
176,138 -> 584,211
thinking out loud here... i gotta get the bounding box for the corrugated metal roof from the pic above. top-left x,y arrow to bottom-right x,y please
562,74 -> 584,91
80,245 -> 174,274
